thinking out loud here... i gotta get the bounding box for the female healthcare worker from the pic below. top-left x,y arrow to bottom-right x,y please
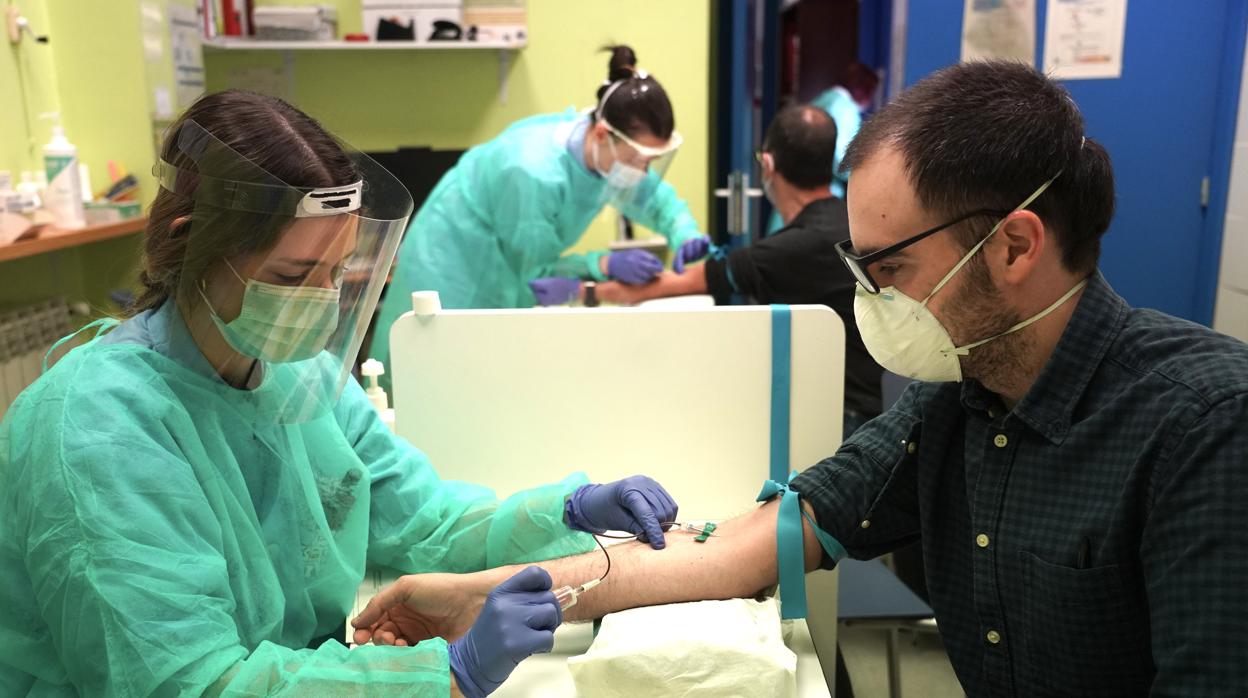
371,45 -> 710,372
0,91 -> 678,697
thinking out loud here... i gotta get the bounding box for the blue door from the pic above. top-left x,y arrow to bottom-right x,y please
711,0 -> 778,246
903,0 -> 1248,323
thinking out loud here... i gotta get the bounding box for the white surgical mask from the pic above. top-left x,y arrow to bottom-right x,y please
199,260 -> 340,364
853,174 -> 1085,382
592,135 -> 647,190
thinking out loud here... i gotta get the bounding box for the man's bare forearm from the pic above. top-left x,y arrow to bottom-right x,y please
472,499 -> 827,621
594,266 -> 709,306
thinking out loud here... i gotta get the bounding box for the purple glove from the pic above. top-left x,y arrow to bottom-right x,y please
673,235 -> 711,273
529,277 -> 581,306
606,249 -> 663,285
448,566 -> 562,698
565,475 -> 679,549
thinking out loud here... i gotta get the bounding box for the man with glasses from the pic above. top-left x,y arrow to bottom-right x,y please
354,61 -> 1248,697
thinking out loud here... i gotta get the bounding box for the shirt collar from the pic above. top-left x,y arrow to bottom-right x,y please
961,270 -> 1128,443
785,196 -> 844,231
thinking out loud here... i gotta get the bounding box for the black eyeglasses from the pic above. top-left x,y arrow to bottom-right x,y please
834,209 -> 1010,294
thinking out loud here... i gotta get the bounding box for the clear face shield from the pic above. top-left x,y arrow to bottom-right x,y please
154,120 -> 413,424
592,74 -> 683,211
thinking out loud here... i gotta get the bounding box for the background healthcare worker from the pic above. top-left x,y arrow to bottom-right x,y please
0,90 -> 678,697
372,45 -> 710,371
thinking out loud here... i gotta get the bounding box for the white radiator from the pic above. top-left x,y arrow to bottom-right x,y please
0,299 -> 74,421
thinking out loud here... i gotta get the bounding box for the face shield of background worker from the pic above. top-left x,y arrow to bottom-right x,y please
371,46 -> 711,368
354,61 -> 1248,696
0,90 -> 679,698
548,105 -> 885,435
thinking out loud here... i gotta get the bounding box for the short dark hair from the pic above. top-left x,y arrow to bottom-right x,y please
842,61 -> 1115,273
763,105 -> 838,190
591,44 -> 675,140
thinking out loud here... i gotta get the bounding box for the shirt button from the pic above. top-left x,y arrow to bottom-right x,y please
976,533 -> 990,548
860,519 -> 871,529
988,409 -> 996,419
906,441 -> 917,455
986,630 -> 1001,645
993,434 -> 1009,448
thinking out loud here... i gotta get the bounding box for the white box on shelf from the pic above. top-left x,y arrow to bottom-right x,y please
253,5 -> 338,41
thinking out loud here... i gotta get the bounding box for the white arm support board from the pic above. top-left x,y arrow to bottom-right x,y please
388,302 -> 845,518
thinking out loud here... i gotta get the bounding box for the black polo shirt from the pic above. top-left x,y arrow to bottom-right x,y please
703,197 -> 883,416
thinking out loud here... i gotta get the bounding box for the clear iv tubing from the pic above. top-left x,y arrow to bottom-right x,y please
553,522 -> 716,611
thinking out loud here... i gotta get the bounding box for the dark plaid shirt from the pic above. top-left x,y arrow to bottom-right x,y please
793,271 -> 1248,696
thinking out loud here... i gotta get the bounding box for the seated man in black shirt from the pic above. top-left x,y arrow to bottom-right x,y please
591,105 -> 884,432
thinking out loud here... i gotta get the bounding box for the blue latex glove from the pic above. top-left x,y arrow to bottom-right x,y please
606,249 -> 663,285
448,566 -> 562,698
529,277 -> 581,306
672,235 -> 712,273
565,475 -> 679,549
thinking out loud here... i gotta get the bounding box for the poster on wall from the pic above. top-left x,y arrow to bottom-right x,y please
1043,0 -> 1128,80
961,0 -> 1036,64
169,3 -> 205,110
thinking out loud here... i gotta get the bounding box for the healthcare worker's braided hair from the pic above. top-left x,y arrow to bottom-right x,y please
591,45 -> 675,141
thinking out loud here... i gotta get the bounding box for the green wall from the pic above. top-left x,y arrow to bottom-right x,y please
2,0 -> 150,313
0,0 -> 60,175
2,0 -> 157,201
205,0 -> 712,254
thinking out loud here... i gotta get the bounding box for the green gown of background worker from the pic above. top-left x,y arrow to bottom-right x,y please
372,109 -> 703,371
0,300 -> 595,696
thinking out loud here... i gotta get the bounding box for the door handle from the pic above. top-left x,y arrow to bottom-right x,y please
715,171 -> 764,236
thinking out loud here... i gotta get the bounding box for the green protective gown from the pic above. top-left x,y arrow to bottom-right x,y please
0,301 -> 595,696
371,110 -> 703,373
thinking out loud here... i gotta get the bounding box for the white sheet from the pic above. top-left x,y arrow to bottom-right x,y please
567,598 -> 797,698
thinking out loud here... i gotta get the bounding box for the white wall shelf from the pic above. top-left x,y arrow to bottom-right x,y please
201,37 -> 524,104
202,37 -> 525,51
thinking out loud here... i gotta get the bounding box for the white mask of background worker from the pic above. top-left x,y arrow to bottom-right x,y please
591,133 -> 647,190
853,175 -> 1085,383
758,152 -> 777,206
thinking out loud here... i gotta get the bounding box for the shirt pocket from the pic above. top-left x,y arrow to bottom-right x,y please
1018,550 -> 1153,697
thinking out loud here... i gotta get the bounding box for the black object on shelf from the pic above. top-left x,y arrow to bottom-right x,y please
376,17 -> 415,41
429,20 -> 462,41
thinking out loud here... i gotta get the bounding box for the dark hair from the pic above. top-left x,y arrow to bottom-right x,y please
591,44 -> 675,140
762,105 -> 838,190
842,60 -> 1115,274
841,61 -> 880,104
133,90 -> 359,315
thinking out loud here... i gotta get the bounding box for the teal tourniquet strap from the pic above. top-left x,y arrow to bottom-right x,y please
42,317 -> 119,373
764,305 -> 846,619
757,475 -> 848,619
769,304 -> 791,483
